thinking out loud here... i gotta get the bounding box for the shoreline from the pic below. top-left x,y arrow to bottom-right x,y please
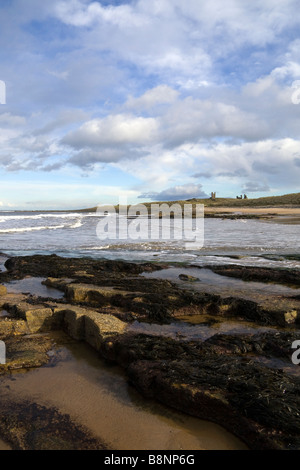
2,204 -> 300,217
1,206 -> 300,226
204,206 -> 300,222
0,254 -> 299,450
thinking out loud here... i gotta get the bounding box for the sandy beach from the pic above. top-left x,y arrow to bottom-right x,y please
204,206 -> 300,224
205,206 -> 300,216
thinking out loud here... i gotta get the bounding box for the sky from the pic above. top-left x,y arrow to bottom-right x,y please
1,0 -> 300,209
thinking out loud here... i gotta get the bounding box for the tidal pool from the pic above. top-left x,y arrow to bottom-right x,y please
0,331 -> 248,450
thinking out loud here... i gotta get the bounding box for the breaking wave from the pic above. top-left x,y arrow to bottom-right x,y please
0,224 -> 67,234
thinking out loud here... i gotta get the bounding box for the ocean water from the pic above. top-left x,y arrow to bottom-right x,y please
0,211 -> 299,268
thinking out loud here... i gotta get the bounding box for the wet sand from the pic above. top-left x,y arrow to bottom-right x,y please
0,332 -> 247,450
205,207 -> 300,223
205,207 -> 300,216
0,439 -> 12,450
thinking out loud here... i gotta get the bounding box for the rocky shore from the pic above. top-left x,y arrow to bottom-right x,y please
0,254 -> 299,450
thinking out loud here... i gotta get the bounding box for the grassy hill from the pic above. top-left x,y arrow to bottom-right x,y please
184,192 -> 300,207
79,192 -> 300,212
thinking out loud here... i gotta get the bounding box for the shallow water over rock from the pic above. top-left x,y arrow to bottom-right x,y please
142,266 -> 300,302
3,277 -> 65,300
127,317 -> 279,342
0,331 -> 247,450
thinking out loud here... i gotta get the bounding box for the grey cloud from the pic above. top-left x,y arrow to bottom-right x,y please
252,161 -> 279,174
160,99 -> 270,149
40,162 -> 65,172
138,184 -> 208,201
294,157 -> 300,167
33,110 -> 89,136
242,182 -> 270,193
192,172 -> 213,179
68,149 -> 125,168
217,168 -> 249,178
68,147 -> 147,168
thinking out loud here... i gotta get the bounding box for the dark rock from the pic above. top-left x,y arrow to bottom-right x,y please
0,397 -> 106,450
179,274 -> 200,282
1,254 -> 300,450
206,265 -> 300,286
102,333 -> 300,450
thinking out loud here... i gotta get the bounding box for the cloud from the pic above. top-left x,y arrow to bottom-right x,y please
53,0 -> 300,89
192,172 -> 213,179
55,0 -> 149,28
188,138 -> 300,191
68,148 -> 129,167
33,109 -> 89,136
242,182 -> 270,193
62,114 -> 159,149
252,161 -> 280,175
0,1 -> 300,208
60,86 -> 274,171
138,183 -> 208,201
0,113 -> 26,127
126,85 -> 179,111
160,98 -> 270,146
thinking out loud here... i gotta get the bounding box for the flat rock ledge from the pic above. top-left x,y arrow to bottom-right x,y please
0,255 -> 299,450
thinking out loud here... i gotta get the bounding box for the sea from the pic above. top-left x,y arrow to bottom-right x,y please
0,210 -> 299,269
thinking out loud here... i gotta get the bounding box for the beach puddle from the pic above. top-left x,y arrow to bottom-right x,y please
142,266 -> 299,301
127,317 -> 278,342
3,277 -> 64,300
0,331 -> 247,450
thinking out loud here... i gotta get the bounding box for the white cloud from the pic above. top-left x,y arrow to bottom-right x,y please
55,0 -> 148,28
61,89 -> 272,169
52,0 -> 300,92
126,85 -> 179,110
63,114 -> 159,149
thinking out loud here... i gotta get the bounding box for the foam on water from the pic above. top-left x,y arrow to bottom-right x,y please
0,212 -> 299,268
